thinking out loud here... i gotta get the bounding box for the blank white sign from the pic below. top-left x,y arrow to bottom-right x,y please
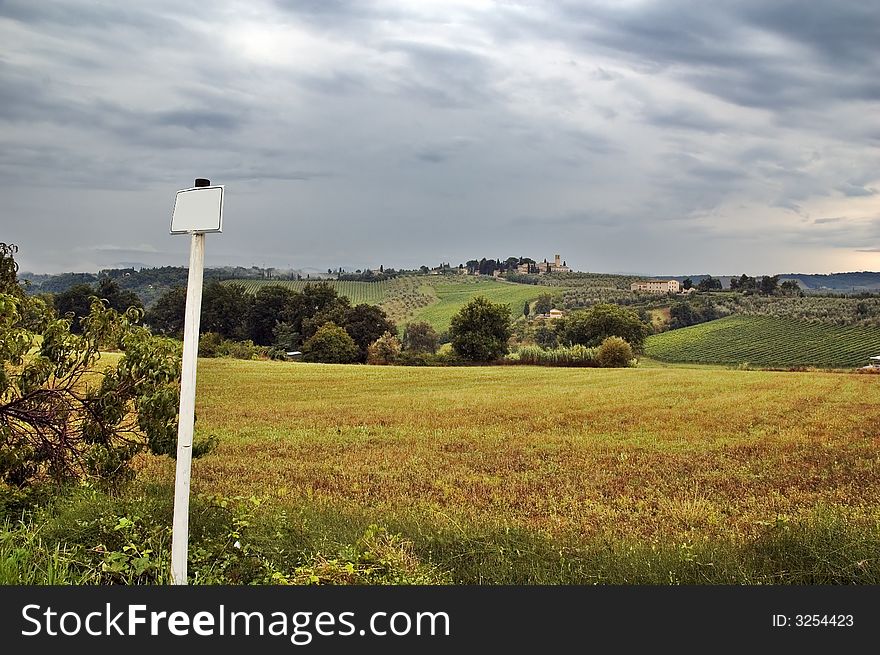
171,185 -> 224,234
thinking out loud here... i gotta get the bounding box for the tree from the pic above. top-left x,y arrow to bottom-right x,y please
53,284 -> 96,333
340,304 -> 395,363
55,279 -> 143,334
682,277 -> 693,290
449,296 -> 512,362
595,336 -> 634,368
202,282 -> 251,340
0,243 -> 22,298
301,297 -> 352,344
780,280 -> 802,297
696,276 -> 722,292
522,301 -> 530,318
144,286 -> 187,337
402,321 -> 439,354
533,322 -> 558,349
283,283 -> 345,338
96,278 -> 143,315
534,293 -> 553,315
556,303 -> 649,353
669,301 -> 699,329
302,322 -> 359,363
0,245 -> 210,490
759,275 -> 780,295
367,332 -> 401,365
247,285 -> 298,346
730,274 -> 757,293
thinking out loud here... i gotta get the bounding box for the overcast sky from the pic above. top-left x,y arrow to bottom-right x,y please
2,0 -> 879,276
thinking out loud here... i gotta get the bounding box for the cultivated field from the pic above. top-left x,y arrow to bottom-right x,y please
227,279 -> 392,305
138,359 -> 880,548
645,315 -> 880,369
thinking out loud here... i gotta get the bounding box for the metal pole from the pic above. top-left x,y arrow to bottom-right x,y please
170,229 -> 206,585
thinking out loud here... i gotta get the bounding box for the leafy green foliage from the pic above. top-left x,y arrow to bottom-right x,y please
0,244 -> 212,491
668,299 -> 722,329
366,332 -> 401,365
342,304 -> 397,362
1,488 -> 451,585
144,286 -> 187,337
302,322 -> 359,364
595,336 -> 634,367
248,285 -> 298,346
534,293 -> 553,314
201,282 -> 250,340
696,276 -> 723,292
449,296 -> 512,362
556,303 -> 650,353
402,320 -> 439,354
55,279 -> 143,334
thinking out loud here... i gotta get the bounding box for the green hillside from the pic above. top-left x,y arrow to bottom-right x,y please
224,276 -> 547,333
412,278 -> 542,332
645,315 -> 880,369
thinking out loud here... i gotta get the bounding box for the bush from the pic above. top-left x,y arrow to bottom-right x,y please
402,321 -> 439,354
198,331 -> 224,357
366,332 -> 401,365
396,351 -> 432,366
507,344 -> 598,367
1,245 -> 200,490
0,488 -> 450,585
595,336 -> 634,368
302,322 -> 359,364
198,332 -> 267,360
557,303 -> 649,352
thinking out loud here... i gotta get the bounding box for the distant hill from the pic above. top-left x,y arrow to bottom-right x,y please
777,272 -> 880,292
19,265 -> 306,308
657,272 -> 880,292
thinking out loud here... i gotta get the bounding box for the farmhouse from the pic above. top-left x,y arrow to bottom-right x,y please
534,308 -> 564,320
630,279 -> 681,294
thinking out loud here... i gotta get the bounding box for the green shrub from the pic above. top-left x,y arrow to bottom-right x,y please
595,336 -> 634,368
302,322 -> 359,364
198,332 -> 268,360
198,331 -> 223,357
366,332 -> 401,365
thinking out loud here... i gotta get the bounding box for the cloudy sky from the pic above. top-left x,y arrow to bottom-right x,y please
2,0 -> 879,276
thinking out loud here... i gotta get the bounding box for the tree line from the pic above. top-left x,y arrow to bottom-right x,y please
686,274 -> 802,295
145,282 -> 398,364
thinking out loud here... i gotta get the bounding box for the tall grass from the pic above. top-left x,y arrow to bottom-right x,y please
508,344 -> 598,366
5,491 -> 877,584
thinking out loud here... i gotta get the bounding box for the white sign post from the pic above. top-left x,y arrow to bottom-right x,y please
169,178 -> 224,585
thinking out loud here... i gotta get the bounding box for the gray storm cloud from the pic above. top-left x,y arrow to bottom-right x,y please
1,0 -> 879,275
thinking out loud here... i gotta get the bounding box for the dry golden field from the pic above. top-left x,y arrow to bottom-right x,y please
139,360 -> 880,544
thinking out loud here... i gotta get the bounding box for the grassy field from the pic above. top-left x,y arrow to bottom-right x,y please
136,360 -> 880,549
411,278 -> 542,332
225,275 -> 547,333
645,315 -> 880,369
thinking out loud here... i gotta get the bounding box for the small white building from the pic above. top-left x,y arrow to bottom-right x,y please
630,279 -> 681,294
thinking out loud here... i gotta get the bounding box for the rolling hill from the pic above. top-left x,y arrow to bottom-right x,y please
645,315 -> 880,369
223,275 -> 548,333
